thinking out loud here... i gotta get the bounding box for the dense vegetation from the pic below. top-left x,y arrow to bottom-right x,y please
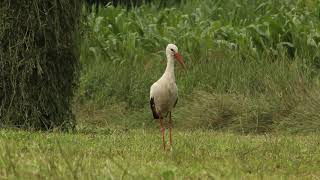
0,0 -> 81,130
77,0 -> 320,133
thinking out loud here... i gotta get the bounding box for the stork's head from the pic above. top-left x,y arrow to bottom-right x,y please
166,44 -> 186,69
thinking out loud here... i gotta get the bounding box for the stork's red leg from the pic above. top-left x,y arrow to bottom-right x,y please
159,114 -> 166,150
169,112 -> 173,146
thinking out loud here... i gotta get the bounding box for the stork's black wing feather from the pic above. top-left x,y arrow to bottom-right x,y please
173,98 -> 178,108
150,97 -> 159,119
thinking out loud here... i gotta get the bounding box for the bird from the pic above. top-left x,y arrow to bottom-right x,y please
149,44 -> 186,150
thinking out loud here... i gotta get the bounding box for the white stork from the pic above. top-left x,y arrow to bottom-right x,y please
149,44 -> 186,150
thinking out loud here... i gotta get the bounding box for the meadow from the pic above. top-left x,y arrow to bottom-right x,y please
2,0 -> 320,179
1,129 -> 320,179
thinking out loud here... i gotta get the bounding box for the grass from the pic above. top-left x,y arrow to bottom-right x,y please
0,129 -> 320,179
76,0 -> 320,133
2,1 -> 320,179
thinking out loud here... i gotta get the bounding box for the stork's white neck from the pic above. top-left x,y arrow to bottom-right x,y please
163,55 -> 175,82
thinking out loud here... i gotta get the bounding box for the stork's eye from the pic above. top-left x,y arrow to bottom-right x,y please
170,48 -> 174,52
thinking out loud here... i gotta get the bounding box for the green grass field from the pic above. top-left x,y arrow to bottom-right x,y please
1,129 -> 320,179
2,0 -> 320,178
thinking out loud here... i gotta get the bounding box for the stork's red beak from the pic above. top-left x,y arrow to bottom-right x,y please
174,53 -> 186,69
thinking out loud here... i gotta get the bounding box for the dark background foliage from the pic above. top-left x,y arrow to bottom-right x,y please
0,0 -> 81,130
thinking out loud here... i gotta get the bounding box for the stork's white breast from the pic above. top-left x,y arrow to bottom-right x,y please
150,79 -> 178,114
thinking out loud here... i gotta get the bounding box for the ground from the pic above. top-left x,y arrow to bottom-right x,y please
0,129 -> 319,179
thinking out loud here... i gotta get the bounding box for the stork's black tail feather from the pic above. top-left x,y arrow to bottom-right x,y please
150,97 -> 159,119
